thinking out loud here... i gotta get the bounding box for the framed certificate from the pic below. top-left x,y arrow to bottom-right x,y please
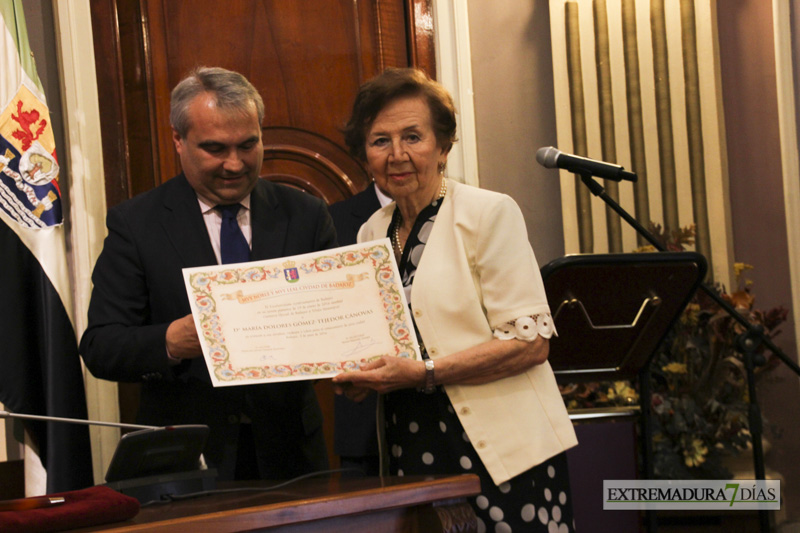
182,238 -> 419,387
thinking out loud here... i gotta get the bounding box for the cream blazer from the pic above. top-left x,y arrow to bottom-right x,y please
358,179 -> 578,485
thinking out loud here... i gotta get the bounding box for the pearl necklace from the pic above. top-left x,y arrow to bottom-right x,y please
392,178 -> 447,260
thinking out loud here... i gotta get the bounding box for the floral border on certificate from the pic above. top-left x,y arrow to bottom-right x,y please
187,242 -> 416,382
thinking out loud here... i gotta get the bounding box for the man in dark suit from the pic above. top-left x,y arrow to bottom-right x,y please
328,182 -> 391,476
80,67 -> 335,481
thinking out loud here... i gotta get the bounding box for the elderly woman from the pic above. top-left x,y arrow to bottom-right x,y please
333,68 -> 578,532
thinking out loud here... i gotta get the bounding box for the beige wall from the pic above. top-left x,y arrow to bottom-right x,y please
467,0 -> 565,267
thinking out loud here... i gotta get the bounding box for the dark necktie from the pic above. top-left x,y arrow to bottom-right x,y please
217,204 -> 251,264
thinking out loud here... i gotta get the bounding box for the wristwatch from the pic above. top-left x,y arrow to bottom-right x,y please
423,359 -> 436,394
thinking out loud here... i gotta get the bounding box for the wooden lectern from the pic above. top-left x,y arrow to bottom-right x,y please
541,252 -> 707,532
543,251 -> 707,386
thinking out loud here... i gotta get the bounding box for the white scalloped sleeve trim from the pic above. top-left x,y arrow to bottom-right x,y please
492,313 -> 557,341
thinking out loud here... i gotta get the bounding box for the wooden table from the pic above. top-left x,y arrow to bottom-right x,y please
74,475 -> 480,532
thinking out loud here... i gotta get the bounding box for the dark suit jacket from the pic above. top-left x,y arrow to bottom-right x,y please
80,174 -> 337,480
328,184 -> 382,246
328,185 -> 382,458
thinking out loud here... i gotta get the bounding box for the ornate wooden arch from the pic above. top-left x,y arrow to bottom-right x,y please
260,127 -> 368,203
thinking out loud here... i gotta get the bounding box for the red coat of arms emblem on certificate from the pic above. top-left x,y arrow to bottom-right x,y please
283,260 -> 299,283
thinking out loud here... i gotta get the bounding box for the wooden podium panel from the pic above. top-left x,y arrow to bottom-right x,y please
72,475 -> 480,533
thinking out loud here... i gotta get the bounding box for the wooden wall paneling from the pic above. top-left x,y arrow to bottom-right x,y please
89,0 -> 131,208
353,0 -> 378,81
372,0 -> 410,71
139,0 -> 173,189
90,0 -> 162,206
407,0 -> 436,76
118,0 -> 160,198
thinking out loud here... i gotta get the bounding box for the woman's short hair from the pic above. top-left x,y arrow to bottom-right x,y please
170,66 -> 265,138
343,68 -> 457,162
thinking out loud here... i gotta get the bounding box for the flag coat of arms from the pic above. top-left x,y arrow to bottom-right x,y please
0,0 -> 92,493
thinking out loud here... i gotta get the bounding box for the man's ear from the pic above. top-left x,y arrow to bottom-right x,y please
172,128 -> 183,153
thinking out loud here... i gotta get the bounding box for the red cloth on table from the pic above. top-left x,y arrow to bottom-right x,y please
0,485 -> 139,532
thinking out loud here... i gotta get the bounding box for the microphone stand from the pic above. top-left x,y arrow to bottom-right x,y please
0,410 -> 159,431
574,170 -> 798,533
1,409 -> 214,504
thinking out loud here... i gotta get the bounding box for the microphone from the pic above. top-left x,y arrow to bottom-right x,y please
536,146 -> 638,182
2,409 -> 214,503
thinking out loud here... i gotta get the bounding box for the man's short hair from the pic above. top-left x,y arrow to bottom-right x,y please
170,66 -> 265,138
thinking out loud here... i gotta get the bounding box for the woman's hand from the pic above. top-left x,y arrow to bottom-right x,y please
332,356 -> 426,398
333,335 -> 549,398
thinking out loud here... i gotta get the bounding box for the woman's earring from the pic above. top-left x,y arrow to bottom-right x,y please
438,162 -> 446,175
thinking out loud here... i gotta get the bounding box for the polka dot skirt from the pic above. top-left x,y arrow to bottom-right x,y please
385,196 -> 575,531
385,387 -> 576,532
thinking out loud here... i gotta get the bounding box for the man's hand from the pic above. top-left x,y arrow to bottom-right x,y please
165,314 -> 203,360
332,382 -> 374,403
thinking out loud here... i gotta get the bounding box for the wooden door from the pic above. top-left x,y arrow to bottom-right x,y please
91,0 -> 435,205
89,0 -> 435,467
